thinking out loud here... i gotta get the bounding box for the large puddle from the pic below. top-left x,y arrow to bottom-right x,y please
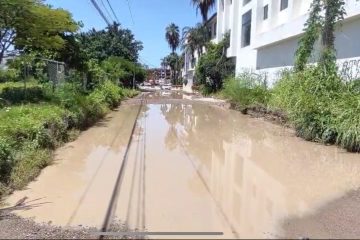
6,102 -> 360,238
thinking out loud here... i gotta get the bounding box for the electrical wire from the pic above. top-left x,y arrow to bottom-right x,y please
125,0 -> 135,25
99,0 -> 115,23
90,0 -> 111,26
106,0 -> 120,23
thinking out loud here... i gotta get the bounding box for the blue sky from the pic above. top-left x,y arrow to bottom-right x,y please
46,0 -> 207,67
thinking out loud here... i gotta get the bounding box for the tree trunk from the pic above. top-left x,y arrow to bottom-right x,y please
0,49 -> 4,65
322,2 -> 335,50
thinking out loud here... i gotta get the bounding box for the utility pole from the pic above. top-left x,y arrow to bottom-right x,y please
133,70 -> 135,89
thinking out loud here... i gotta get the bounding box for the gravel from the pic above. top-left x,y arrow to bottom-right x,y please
0,211 -> 139,239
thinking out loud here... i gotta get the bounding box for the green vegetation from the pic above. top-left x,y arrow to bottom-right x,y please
163,23 -> 183,85
220,0 -> 359,153
0,0 -> 143,198
221,73 -> 269,112
195,34 -> 235,94
0,80 -> 138,197
190,0 -> 216,22
270,68 -> 360,152
0,0 -> 78,63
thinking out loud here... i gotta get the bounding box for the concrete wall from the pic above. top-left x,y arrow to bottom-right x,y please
256,16 -> 360,85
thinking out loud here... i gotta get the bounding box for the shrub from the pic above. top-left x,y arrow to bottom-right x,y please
270,66 -> 360,151
332,90 -> 360,152
0,78 -> 137,197
0,138 -> 14,185
10,144 -> 52,190
0,69 -> 19,83
195,35 -> 235,93
0,104 -> 67,148
0,86 -> 45,104
221,72 -> 269,111
122,88 -> 139,98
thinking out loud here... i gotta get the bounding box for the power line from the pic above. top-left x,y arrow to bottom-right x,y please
90,0 -> 111,26
125,0 -> 135,25
90,0 -> 155,67
105,0 -> 120,23
99,0 -> 115,23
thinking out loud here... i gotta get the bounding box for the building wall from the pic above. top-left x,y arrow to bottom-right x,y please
216,0 -> 360,85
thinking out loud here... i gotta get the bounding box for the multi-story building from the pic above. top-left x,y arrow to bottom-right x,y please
218,0 -> 360,84
183,0 -> 360,92
146,68 -> 171,85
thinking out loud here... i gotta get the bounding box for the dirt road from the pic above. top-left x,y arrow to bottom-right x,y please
2,91 -> 360,239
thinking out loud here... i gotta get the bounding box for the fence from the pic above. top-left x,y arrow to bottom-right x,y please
20,58 -> 67,90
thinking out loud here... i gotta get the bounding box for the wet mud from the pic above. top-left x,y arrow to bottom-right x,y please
3,92 -> 360,239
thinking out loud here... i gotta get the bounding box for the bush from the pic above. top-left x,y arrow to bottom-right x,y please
10,144 -> 52,190
0,86 -> 45,104
0,78 -> 138,197
332,89 -> 360,152
0,138 -> 14,185
0,69 -> 19,83
195,35 -> 235,94
221,72 -> 270,111
270,66 -> 360,151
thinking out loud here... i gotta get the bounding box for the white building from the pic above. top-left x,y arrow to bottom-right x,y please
219,0 -> 360,84
183,0 -> 360,92
183,13 -> 218,93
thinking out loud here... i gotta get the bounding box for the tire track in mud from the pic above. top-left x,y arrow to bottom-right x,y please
100,93 -> 147,238
66,109 -> 135,227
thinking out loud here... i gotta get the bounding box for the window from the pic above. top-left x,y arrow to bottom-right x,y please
263,5 -> 268,20
243,0 -> 251,6
241,10 -> 252,47
280,0 -> 288,11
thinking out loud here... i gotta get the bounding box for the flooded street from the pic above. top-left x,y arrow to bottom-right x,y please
6,92 -> 360,239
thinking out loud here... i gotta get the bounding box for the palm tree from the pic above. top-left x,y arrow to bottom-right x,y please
191,0 -> 216,23
182,23 -> 210,57
165,23 -> 180,53
163,53 -> 181,85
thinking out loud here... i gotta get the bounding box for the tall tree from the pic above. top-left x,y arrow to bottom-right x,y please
191,0 -> 216,23
79,23 -> 143,63
0,0 -> 79,63
182,23 -> 210,57
165,23 -> 180,53
163,53 -> 181,85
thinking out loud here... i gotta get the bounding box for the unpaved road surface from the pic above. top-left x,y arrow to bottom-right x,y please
2,91 -> 360,239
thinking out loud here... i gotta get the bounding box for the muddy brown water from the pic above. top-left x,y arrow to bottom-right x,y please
5,95 -> 360,239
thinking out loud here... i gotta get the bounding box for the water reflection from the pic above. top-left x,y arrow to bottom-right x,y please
160,103 -> 360,238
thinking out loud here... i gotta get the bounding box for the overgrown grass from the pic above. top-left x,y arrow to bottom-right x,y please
220,67 -> 360,153
221,72 -> 270,112
270,67 -> 360,152
0,80 -> 139,197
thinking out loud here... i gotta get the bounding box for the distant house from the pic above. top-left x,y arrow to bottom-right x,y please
146,68 -> 171,85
